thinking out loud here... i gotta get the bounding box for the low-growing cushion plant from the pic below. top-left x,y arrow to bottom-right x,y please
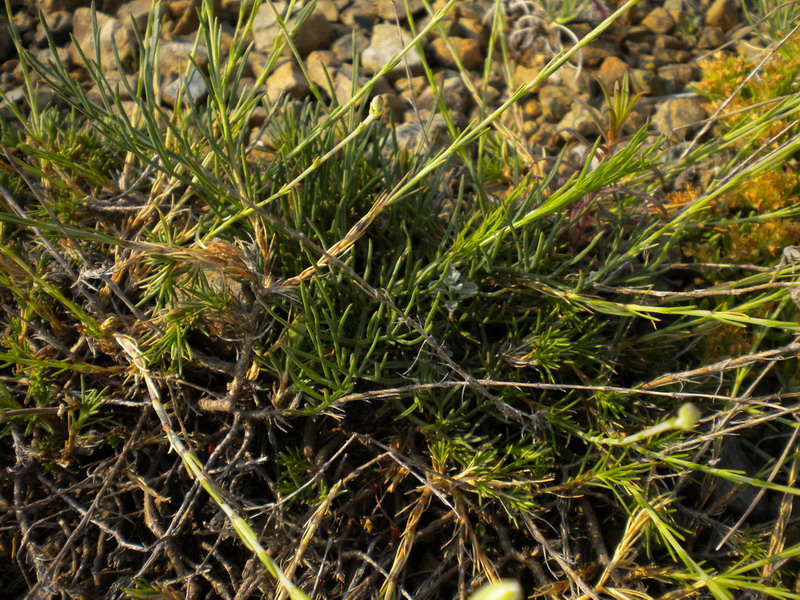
2,0 -> 800,598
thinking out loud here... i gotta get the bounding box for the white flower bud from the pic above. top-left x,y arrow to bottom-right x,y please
468,580 -> 522,600
675,403 -> 701,431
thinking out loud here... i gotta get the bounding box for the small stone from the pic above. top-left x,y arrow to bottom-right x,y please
564,143 -> 601,172
35,0 -> 84,17
652,97 -> 708,140
34,46 -> 72,69
247,51 -> 271,77
484,60 -> 507,90
456,15 -> 486,43
117,0 -> 154,32
596,55 -> 630,92
362,23 -> 422,77
330,31 -> 370,62
236,77 -> 256,96
653,47 -> 691,65
428,37 -> 483,70
415,72 -> 470,114
0,86 -> 56,115
657,63 -> 699,89
71,7 -> 136,73
522,119 -> 538,138
624,25 -> 652,42
627,0 -> 653,24
522,96 -> 541,119
0,86 -> 24,110
316,0 -> 340,22
102,0 -> 131,15
0,59 -> 16,75
550,63 -> 595,96
625,40 -> 651,62
339,2 -> 378,28
165,0 -> 201,36
219,0 -> 244,16
252,1 -> 331,56
249,126 -> 273,156
705,0 -> 739,31
654,34 -> 683,49
395,74 -> 428,98
112,100 -> 139,121
558,104 -> 599,141
538,85 -> 571,122
423,15 -> 460,39
629,68 -> 673,95
481,85 -> 502,106
249,105 -> 268,128
265,60 -> 310,102
11,60 -> 31,83
386,114 -> 450,156
513,63 -> 540,89
329,66 -> 396,107
374,0 -> 425,20
158,41 -> 209,78
664,0 -> 684,23
527,120 -> 558,150
566,22 -> 592,39
641,7 -> 674,34
13,12 -> 35,36
575,40 -> 618,67
162,69 -> 208,105
697,26 -> 725,49
455,0 -> 484,21
636,54 -> 659,71
306,50 -> 341,90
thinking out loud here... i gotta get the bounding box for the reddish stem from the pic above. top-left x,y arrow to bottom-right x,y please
590,0 -> 609,19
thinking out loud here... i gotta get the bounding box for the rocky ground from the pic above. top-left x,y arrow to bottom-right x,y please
0,0 -> 770,160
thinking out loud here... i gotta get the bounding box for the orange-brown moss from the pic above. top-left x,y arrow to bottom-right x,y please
680,168 -> 800,264
663,185 -> 701,215
726,220 -> 800,263
702,323 -> 753,361
692,35 -> 800,146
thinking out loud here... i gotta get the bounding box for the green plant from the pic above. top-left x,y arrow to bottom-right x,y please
429,265 -> 480,315
3,0 -> 800,598
590,73 -> 646,157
